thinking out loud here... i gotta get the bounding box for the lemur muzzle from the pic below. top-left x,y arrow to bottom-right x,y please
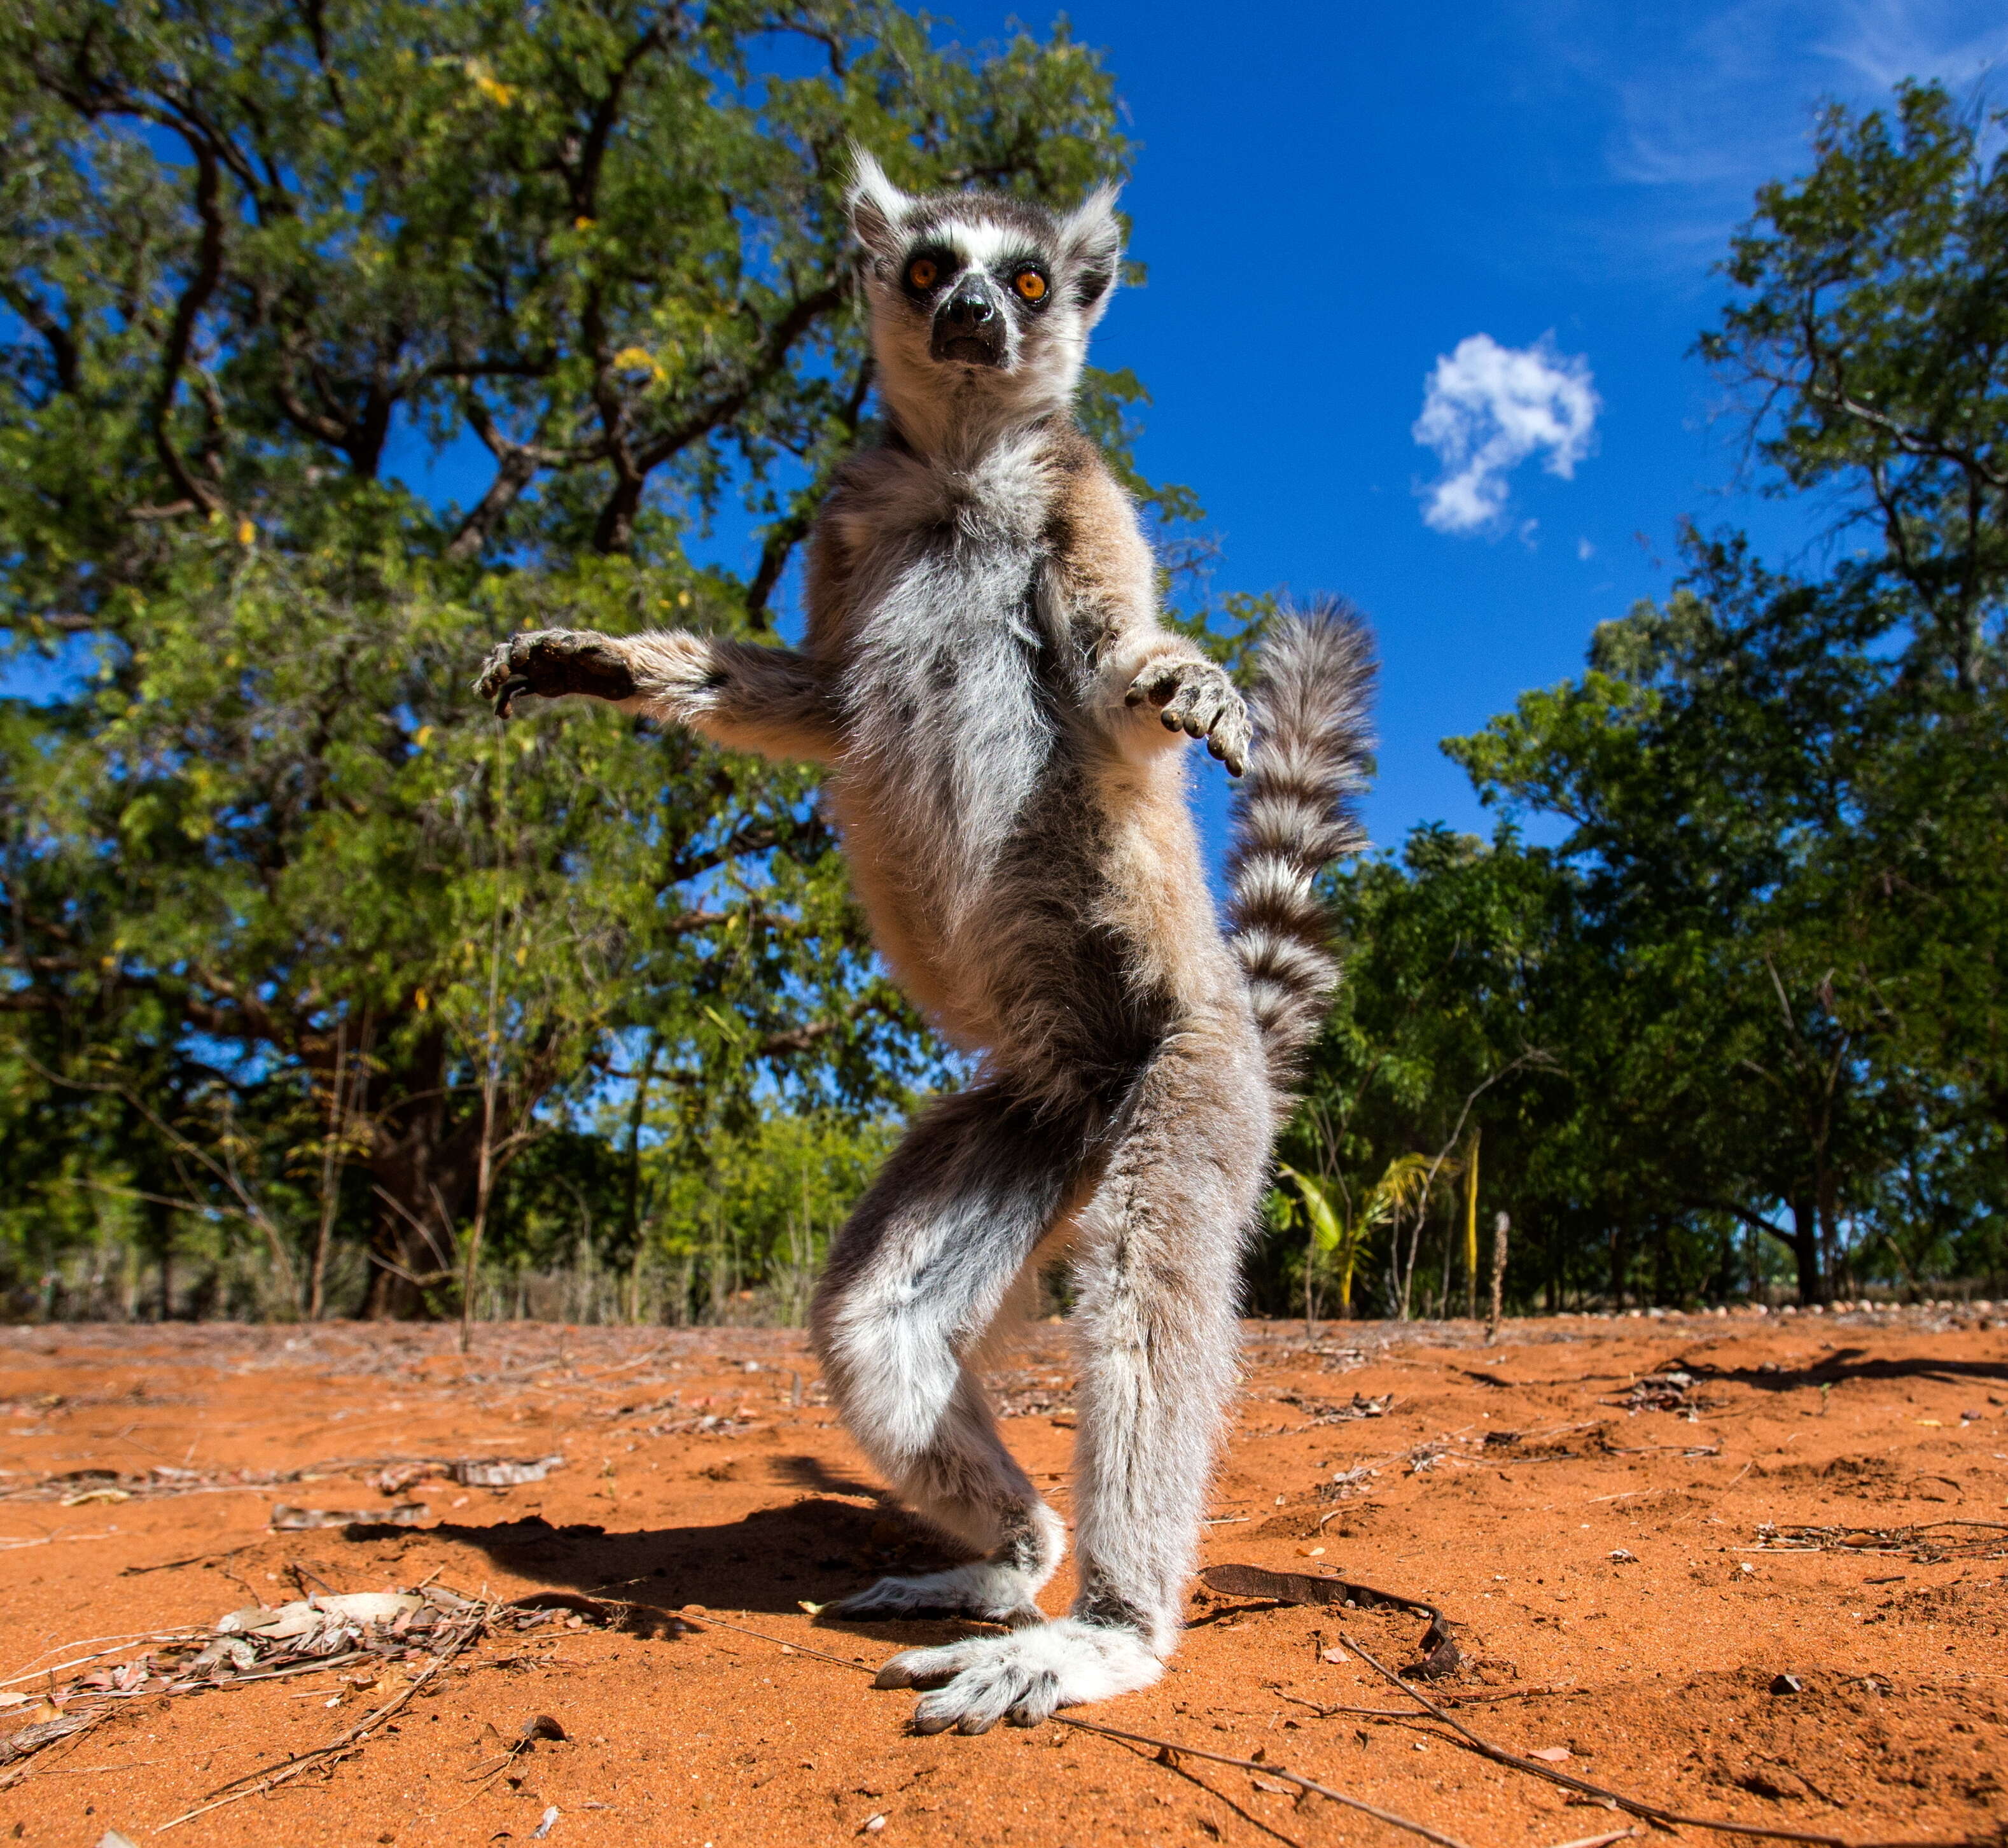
932,279 -> 1007,366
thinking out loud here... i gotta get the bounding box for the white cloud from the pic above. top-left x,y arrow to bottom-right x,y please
1519,1 -> 2008,274
1577,536 -> 1596,560
1412,335 -> 1600,536
1816,0 -> 2008,94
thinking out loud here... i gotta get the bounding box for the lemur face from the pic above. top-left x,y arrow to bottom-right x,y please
846,151 -> 1122,431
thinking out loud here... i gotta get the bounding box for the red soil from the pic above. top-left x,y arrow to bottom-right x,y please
1,1310 -> 2004,1848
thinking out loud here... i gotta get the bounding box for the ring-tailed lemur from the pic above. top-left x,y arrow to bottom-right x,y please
476,152 -> 1373,1734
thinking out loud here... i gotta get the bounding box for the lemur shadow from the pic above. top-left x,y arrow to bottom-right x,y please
1680,1348 -> 2008,1392
414,1455 -> 980,1646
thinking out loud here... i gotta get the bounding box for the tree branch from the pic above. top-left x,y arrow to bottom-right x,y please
0,279 -> 80,394
150,137 -> 228,515
592,283 -> 845,554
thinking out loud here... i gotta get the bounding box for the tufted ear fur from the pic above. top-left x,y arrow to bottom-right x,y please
1058,185 -> 1123,316
847,148 -> 913,261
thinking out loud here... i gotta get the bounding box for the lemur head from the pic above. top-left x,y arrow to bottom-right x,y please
847,150 -> 1122,451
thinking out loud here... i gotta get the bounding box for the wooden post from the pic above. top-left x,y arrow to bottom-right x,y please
1463,1127 -> 1481,1321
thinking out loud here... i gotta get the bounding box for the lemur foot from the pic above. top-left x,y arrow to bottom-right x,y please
475,628 -> 638,717
873,1618 -> 1162,1734
826,1562 -> 1044,1627
1124,658 -> 1251,776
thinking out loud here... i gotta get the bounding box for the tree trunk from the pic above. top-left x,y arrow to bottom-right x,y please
1788,1191 -> 1826,1305
363,1025 -> 483,1318
1485,1210 -> 1509,1345
1816,1166 -> 1843,1299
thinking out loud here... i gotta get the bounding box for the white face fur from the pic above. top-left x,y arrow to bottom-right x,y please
847,151 -> 1123,452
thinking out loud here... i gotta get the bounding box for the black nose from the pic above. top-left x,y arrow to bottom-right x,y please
944,287 -> 996,329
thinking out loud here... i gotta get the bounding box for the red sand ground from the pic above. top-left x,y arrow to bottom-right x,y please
1,1310 -> 2004,1848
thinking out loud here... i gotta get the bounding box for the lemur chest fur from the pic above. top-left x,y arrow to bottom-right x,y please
814,435 -> 1121,1048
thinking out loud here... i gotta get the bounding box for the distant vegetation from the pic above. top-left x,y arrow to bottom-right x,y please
1,5 -> 2001,1319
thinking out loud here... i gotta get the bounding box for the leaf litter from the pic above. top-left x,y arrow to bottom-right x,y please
1751,1520 -> 2008,1561
0,1578 -> 657,1796
1,1452 -> 566,1506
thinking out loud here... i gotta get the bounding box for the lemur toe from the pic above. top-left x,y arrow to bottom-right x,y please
1007,1670 -> 1062,1726
874,1642 -> 968,1691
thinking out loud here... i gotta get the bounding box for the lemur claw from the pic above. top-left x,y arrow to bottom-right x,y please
474,628 -> 638,715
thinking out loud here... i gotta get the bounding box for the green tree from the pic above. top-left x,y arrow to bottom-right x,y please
0,0 -> 1166,1315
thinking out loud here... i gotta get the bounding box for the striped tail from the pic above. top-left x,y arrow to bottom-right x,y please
1225,599 -> 1376,1088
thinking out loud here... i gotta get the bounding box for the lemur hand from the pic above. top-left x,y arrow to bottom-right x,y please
1124,657 -> 1251,776
475,629 -> 638,718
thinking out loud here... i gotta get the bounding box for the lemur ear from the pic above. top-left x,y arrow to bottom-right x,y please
847,148 -> 912,260
1059,185 -> 1123,315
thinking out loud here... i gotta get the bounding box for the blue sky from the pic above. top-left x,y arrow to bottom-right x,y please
20,3 -> 2003,866
923,0 -> 2008,855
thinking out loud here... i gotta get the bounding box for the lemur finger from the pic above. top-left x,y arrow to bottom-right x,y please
1218,710 -> 1253,777
473,643 -> 519,703
1204,697 -> 1252,769
1126,661 -> 1182,709
1158,678 -> 1204,730
1184,680 -> 1234,738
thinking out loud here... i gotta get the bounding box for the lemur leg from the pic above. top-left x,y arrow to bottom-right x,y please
473,627 -> 837,760
811,1085 -> 1089,1626
875,1007 -> 1271,1732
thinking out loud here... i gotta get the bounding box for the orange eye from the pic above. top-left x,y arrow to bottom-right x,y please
1015,269 -> 1048,302
907,256 -> 937,290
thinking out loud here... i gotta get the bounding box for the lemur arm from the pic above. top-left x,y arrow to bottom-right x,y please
475,627 -> 840,764
1052,442 -> 1251,776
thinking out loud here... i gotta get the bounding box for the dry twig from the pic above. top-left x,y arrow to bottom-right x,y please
1339,1630 -> 1995,1848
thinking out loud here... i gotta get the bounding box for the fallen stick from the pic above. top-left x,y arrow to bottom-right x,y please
1060,1715 -> 1474,1848
686,1609 -> 1471,1848
0,1708 -> 113,1781
1111,1733 -> 1308,1848
1339,1631 -> 1995,1848
1279,1687 -> 1587,1721
118,1546 -> 254,1578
